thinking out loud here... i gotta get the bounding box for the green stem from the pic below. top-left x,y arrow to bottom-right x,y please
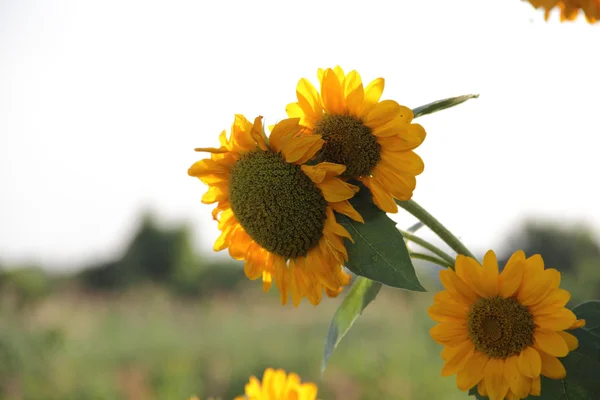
400,230 -> 456,265
396,199 -> 476,260
409,252 -> 452,269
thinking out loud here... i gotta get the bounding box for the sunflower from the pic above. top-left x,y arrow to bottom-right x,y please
188,115 -> 363,306
428,250 -> 586,400
527,0 -> 599,23
234,368 -> 318,400
286,66 -> 426,213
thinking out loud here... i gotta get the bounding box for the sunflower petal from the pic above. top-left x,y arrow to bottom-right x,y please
320,68 -> 345,114
359,177 -> 398,213
362,100 -> 404,128
483,358 -> 509,400
441,340 -> 475,376
517,346 -> 541,378
330,201 -> 364,223
534,329 -> 569,357
270,118 -> 302,153
360,77 -> 385,116
556,331 -> 578,351
534,308 -> 577,331
498,257 -> 525,298
538,350 -> 566,379
504,355 -> 531,399
480,250 -> 499,297
456,351 -> 488,391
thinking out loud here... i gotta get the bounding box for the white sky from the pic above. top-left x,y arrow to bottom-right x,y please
1,0 -> 599,271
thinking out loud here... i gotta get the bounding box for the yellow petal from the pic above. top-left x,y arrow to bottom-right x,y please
362,100 -> 404,128
370,112 -> 410,138
454,255 -> 486,297
498,257 -> 525,298
531,290 -> 572,317
343,70 -> 364,116
359,177 -> 398,213
534,308 -> 577,331
376,123 -> 427,150
456,350 -> 488,391
477,379 -> 487,396
534,329 -> 569,357
480,250 -> 499,297
538,350 -> 566,379
379,149 -> 424,175
318,179 -> 358,202
269,118 -> 302,153
244,243 -> 265,280
371,166 -> 415,201
250,116 -> 268,151
531,376 -> 541,396
360,77 -> 385,117
483,358 -> 509,400
504,355 -> 531,399
427,302 -> 469,323
188,158 -> 229,177
301,162 -> 346,184
281,135 -> 324,164
517,267 -> 556,306
557,330 -> 578,351
329,201 -> 364,223
517,346 -> 541,378
296,77 -> 323,119
441,340 -> 475,376
320,68 -> 345,114
569,319 -> 586,329
429,322 -> 469,346
439,268 -> 479,306
201,185 -> 228,204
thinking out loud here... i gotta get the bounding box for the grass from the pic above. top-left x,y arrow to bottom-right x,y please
0,281 -> 467,400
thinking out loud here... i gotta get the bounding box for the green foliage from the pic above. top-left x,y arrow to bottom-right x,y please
0,266 -> 52,309
322,276 -> 382,375
336,182 -> 425,291
469,301 -> 600,400
411,94 -> 479,119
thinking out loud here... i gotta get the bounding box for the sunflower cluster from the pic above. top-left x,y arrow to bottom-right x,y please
188,67 -> 425,306
188,67 -> 588,400
527,0 -> 600,23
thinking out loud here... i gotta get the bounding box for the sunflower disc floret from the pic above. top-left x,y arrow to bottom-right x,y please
428,250 -> 586,400
188,114 -> 365,306
286,66 -> 426,213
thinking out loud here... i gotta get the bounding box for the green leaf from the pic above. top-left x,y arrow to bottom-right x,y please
468,300 -> 600,400
572,300 -> 600,339
412,94 -> 479,119
321,276 -> 382,375
335,183 -> 425,291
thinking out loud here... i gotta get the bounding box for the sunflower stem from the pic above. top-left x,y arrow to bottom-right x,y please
409,252 -> 453,269
400,230 -> 456,266
396,199 -> 476,260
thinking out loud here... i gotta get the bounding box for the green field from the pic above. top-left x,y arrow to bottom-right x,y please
0,279 -> 468,400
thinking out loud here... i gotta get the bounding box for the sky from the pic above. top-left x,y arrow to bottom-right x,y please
1,0 -> 599,271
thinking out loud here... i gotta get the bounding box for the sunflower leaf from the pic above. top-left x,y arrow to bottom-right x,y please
336,182 -> 425,292
321,276 -> 382,376
468,300 -> 600,400
412,94 -> 479,119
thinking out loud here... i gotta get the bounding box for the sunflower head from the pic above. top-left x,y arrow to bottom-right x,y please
286,66 -> 426,213
428,250 -> 585,400
188,115 -> 364,306
233,368 -> 318,400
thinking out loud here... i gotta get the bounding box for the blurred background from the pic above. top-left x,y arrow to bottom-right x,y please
1,1 -> 599,399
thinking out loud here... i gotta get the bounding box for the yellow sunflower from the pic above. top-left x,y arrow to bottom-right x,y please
234,368 -> 318,400
428,250 -> 586,400
528,0 -> 599,23
188,115 -> 363,306
286,66 -> 426,213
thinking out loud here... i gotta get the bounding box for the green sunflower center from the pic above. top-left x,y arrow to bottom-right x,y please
314,114 -> 380,178
467,296 -> 535,359
228,149 -> 328,259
